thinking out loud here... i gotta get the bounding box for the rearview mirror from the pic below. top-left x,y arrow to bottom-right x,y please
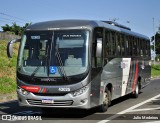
7,39 -> 21,58
96,38 -> 102,57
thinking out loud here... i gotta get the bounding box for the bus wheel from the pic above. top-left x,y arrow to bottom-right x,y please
99,88 -> 110,112
132,82 -> 139,98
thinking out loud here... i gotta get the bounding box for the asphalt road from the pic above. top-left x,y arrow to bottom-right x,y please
0,79 -> 160,123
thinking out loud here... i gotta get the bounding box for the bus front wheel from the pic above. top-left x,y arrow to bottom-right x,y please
99,88 -> 111,112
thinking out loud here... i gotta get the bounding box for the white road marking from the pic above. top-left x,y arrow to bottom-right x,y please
13,111 -> 33,115
129,107 -> 160,112
13,110 -> 41,115
142,121 -> 160,123
97,94 -> 160,123
152,99 -> 160,101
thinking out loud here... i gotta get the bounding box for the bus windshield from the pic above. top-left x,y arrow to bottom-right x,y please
17,30 -> 89,77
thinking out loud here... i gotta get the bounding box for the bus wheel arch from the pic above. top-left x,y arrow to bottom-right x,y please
99,83 -> 112,112
106,83 -> 112,105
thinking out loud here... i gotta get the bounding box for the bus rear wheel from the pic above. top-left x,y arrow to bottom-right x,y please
99,88 -> 111,112
132,82 -> 140,98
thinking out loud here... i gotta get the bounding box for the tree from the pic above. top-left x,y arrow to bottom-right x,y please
151,32 -> 160,54
1,22 -> 31,36
1,24 -> 11,32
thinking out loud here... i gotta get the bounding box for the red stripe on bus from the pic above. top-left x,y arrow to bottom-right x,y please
21,86 -> 40,93
42,88 -> 47,93
132,60 -> 138,92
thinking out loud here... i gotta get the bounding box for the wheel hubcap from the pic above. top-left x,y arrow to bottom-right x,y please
135,84 -> 139,94
103,92 -> 108,106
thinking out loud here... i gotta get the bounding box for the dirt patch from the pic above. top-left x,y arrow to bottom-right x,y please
0,93 -> 17,103
0,73 -> 2,78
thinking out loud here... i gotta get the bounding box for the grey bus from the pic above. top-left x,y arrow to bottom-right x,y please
7,20 -> 151,112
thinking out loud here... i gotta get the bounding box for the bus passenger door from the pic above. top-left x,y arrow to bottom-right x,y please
90,28 -> 103,107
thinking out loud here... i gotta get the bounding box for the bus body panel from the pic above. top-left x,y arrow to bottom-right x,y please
11,20 -> 151,110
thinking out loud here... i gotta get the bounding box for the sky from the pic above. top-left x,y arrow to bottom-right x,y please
0,0 -> 160,38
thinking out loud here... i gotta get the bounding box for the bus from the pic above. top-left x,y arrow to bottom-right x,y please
7,20 -> 151,112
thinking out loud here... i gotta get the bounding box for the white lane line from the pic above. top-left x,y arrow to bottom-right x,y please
142,121 -> 160,123
129,107 -> 160,112
13,110 -> 41,115
13,111 -> 33,115
97,94 -> 160,123
152,99 -> 160,101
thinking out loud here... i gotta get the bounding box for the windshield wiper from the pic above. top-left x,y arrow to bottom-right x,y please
55,47 -> 69,81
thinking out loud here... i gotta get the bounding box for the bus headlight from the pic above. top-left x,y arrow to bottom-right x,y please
18,86 -> 29,95
72,86 -> 88,97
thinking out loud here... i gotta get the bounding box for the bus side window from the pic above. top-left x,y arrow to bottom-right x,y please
104,30 -> 110,64
147,40 -> 150,56
140,39 -> 143,56
110,31 -> 116,56
128,36 -> 133,56
125,36 -> 129,56
133,37 -> 137,56
121,34 -> 125,56
116,33 -> 121,56
137,38 -> 140,56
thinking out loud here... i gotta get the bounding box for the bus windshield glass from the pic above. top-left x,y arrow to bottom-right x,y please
17,30 -> 89,77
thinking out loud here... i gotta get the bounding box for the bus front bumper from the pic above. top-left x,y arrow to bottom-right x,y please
17,86 -> 91,109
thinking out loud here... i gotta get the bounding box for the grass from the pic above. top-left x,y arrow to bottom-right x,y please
0,40 -> 19,94
151,64 -> 160,78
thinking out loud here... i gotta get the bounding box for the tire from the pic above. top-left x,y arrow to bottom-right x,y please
99,88 -> 111,112
132,82 -> 139,98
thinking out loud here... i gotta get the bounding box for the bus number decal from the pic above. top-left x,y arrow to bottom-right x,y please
58,88 -> 70,92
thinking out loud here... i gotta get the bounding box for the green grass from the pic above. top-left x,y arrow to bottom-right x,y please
0,40 -> 19,94
0,76 -> 16,93
151,64 -> 160,78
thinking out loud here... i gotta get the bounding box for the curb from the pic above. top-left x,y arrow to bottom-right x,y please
151,76 -> 160,80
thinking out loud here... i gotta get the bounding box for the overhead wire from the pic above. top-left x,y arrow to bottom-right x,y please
0,12 -> 30,22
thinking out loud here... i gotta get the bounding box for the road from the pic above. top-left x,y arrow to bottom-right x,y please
0,79 -> 160,123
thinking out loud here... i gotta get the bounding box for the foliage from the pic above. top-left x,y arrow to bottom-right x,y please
151,32 -> 160,54
1,22 -> 31,36
151,64 -> 160,77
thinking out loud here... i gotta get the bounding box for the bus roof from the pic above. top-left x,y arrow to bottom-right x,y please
26,19 -> 149,40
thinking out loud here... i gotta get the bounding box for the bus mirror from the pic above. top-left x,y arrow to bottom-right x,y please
7,39 -> 21,58
96,38 -> 102,57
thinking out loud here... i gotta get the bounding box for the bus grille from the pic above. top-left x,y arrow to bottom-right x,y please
27,99 -> 73,106
33,93 -> 67,96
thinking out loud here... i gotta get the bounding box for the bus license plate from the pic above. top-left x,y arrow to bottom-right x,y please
42,99 -> 54,104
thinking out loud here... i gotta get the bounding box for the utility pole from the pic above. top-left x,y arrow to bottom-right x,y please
153,18 -> 156,64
